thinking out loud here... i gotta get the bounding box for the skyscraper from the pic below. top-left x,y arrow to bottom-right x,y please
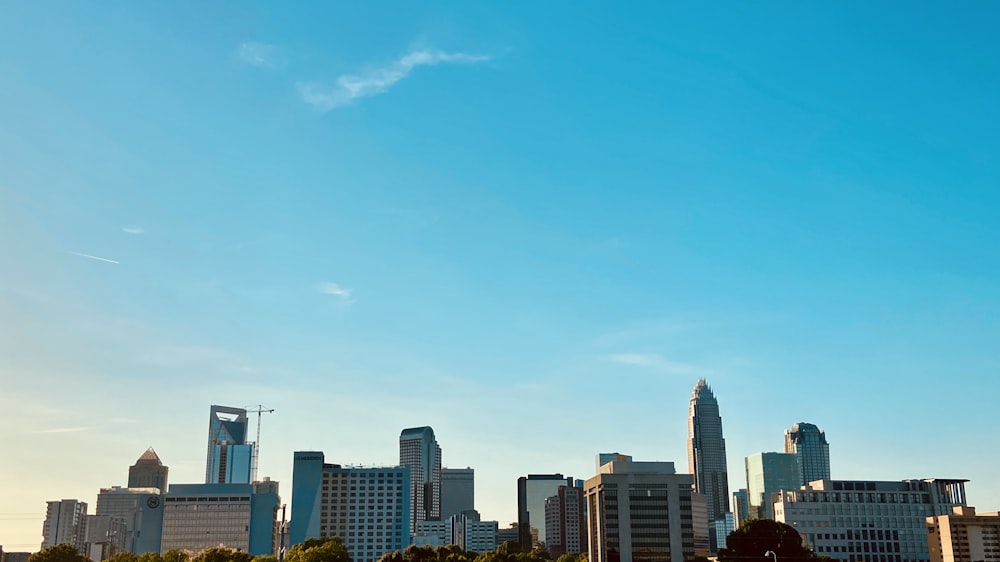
41,500 -> 88,552
687,379 -> 730,551
517,474 -> 575,551
744,452 -> 800,520
784,422 -> 831,486
441,468 -> 475,520
128,448 -> 169,492
206,405 -> 253,484
400,426 -> 442,532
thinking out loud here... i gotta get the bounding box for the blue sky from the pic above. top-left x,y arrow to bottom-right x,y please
2,1 -> 1000,551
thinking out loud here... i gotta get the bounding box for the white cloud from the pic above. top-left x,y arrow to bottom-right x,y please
607,353 -> 712,376
297,49 -> 489,111
239,42 -> 280,68
121,226 -> 144,235
319,282 -> 355,303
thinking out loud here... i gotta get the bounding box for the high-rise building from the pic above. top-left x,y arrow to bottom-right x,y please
596,453 -> 633,472
128,448 -> 169,492
399,427 -> 442,533
517,474 -> 575,551
714,514 -> 736,550
413,512 -> 498,553
441,468 -> 475,520
83,515 -> 128,561
927,506 -> 1000,562
543,485 -> 586,557
206,405 -> 254,484
41,500 -> 88,552
161,481 -> 279,556
95,487 -> 164,555
584,460 -> 696,562
732,489 -> 751,526
784,422 -> 831,486
773,478 -> 969,562
745,452 -> 800,520
290,451 -> 410,562
687,379 -> 730,551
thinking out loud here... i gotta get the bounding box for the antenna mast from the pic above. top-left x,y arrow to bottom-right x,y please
249,404 -> 274,482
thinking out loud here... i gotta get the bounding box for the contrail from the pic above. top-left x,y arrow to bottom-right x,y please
70,251 -> 120,264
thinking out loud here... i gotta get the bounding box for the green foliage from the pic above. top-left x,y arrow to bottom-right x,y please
554,554 -> 588,562
190,548 -> 253,562
287,537 -> 352,562
28,545 -> 90,562
162,550 -> 190,562
138,553 -> 165,562
718,519 -> 815,562
107,553 -> 140,562
253,556 -> 278,562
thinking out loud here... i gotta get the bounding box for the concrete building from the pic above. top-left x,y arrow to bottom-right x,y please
3,553 -> 31,562
497,523 -> 520,546
518,474 -> 575,551
597,453 -> 633,472
732,489 -> 751,526
413,512 -> 497,553
773,478 -> 970,562
206,405 -> 253,485
745,452 -> 800,519
42,499 -> 88,552
128,449 -> 169,493
83,515 -> 128,562
290,451 -> 411,562
687,379 -> 730,552
784,423 -> 831,486
691,492 -> 710,557
927,506 -> 1000,562
584,460 -> 696,562
400,427 -> 442,533
543,485 -> 586,556
160,481 -> 279,556
441,468 -> 475,520
95,487 -> 164,554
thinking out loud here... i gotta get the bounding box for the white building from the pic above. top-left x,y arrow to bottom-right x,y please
42,499 -> 88,552
399,427 -> 442,533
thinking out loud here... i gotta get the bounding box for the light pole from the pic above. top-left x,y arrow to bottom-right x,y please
765,550 -> 777,562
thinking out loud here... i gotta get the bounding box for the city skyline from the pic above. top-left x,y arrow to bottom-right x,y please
4,1 -> 1000,554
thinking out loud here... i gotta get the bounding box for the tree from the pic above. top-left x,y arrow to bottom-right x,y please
28,545 -> 90,562
162,551 -> 190,562
107,553 -> 139,562
718,519 -> 815,562
191,548 -> 252,562
286,537 -> 352,562
253,556 -> 278,562
138,553 -> 165,562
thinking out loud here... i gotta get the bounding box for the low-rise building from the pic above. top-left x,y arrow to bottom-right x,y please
927,506 -> 1000,562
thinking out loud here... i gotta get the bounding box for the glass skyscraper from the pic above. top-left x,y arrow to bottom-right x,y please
400,426 -> 442,533
744,452 -> 800,520
687,379 -> 730,552
206,405 -> 253,484
784,422 -> 831,486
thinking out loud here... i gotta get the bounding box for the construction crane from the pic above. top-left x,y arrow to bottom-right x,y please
247,405 -> 274,483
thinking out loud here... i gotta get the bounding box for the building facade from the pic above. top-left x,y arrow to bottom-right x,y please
732,489 -> 751,526
543,485 -> 586,556
597,453 -> 633,472
745,452 -> 800,520
290,451 -> 411,562
927,506 -> 1000,562
413,512 -> 498,553
41,500 -> 88,552
585,460 -> 696,562
518,474 -> 576,551
83,515 -> 128,562
399,427 -> 442,533
687,379 -> 730,552
773,478 -> 969,562
441,468 -> 475,520
95,487 -> 164,555
784,423 -> 831,486
127,448 -> 169,493
160,482 -> 279,556
206,405 -> 253,485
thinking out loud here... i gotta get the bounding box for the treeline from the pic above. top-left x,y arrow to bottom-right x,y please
377,542 -> 587,562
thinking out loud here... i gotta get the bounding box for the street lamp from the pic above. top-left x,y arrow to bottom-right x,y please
765,550 -> 777,562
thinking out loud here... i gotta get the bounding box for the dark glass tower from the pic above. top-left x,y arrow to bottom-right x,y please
687,379 -> 730,552
784,422 -> 831,485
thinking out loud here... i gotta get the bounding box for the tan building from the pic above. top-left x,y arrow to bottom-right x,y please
927,507 -> 1000,562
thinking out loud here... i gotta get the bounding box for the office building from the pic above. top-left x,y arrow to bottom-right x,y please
161,481 -> 279,556
399,427 -> 442,532
441,468 -> 475,520
784,423 -> 831,486
83,515 -> 128,561
518,474 -> 575,551
745,452 -> 800,520
714,513 -> 736,550
413,512 -> 498,553
127,448 -> 169,493
732,489 -> 751,526
95,487 -> 164,554
290,451 -> 411,562
596,453 -> 633,472
927,506 -> 1000,562
497,523 -> 520,546
206,405 -> 254,485
584,460 -> 696,562
691,492 -> 710,557
543,485 -> 586,556
4,553 -> 31,562
687,379 -> 730,551
42,500 -> 88,552
773,478 -> 969,562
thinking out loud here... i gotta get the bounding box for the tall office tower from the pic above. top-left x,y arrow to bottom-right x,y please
206,405 -> 254,484
927,506 -> 1000,562
774,478 -> 969,562
399,426 -> 442,532
784,422 -> 831,486
161,481 -> 279,556
687,379 -> 730,552
543,485 -> 586,557
595,453 -> 633,472
290,451 -> 411,562
584,460 -> 696,562
441,468 -> 475,520
128,448 -> 169,492
732,489 -> 751,526
517,474 -> 575,551
96,487 -> 165,554
745,452 -> 800,520
41,500 -> 88,552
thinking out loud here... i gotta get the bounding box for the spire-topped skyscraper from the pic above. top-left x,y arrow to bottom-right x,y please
687,379 -> 730,552
128,447 -> 169,492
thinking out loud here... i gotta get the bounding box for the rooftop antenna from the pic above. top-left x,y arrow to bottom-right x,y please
248,405 -> 274,482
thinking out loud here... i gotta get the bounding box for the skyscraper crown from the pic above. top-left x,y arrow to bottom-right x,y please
135,447 -> 163,465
